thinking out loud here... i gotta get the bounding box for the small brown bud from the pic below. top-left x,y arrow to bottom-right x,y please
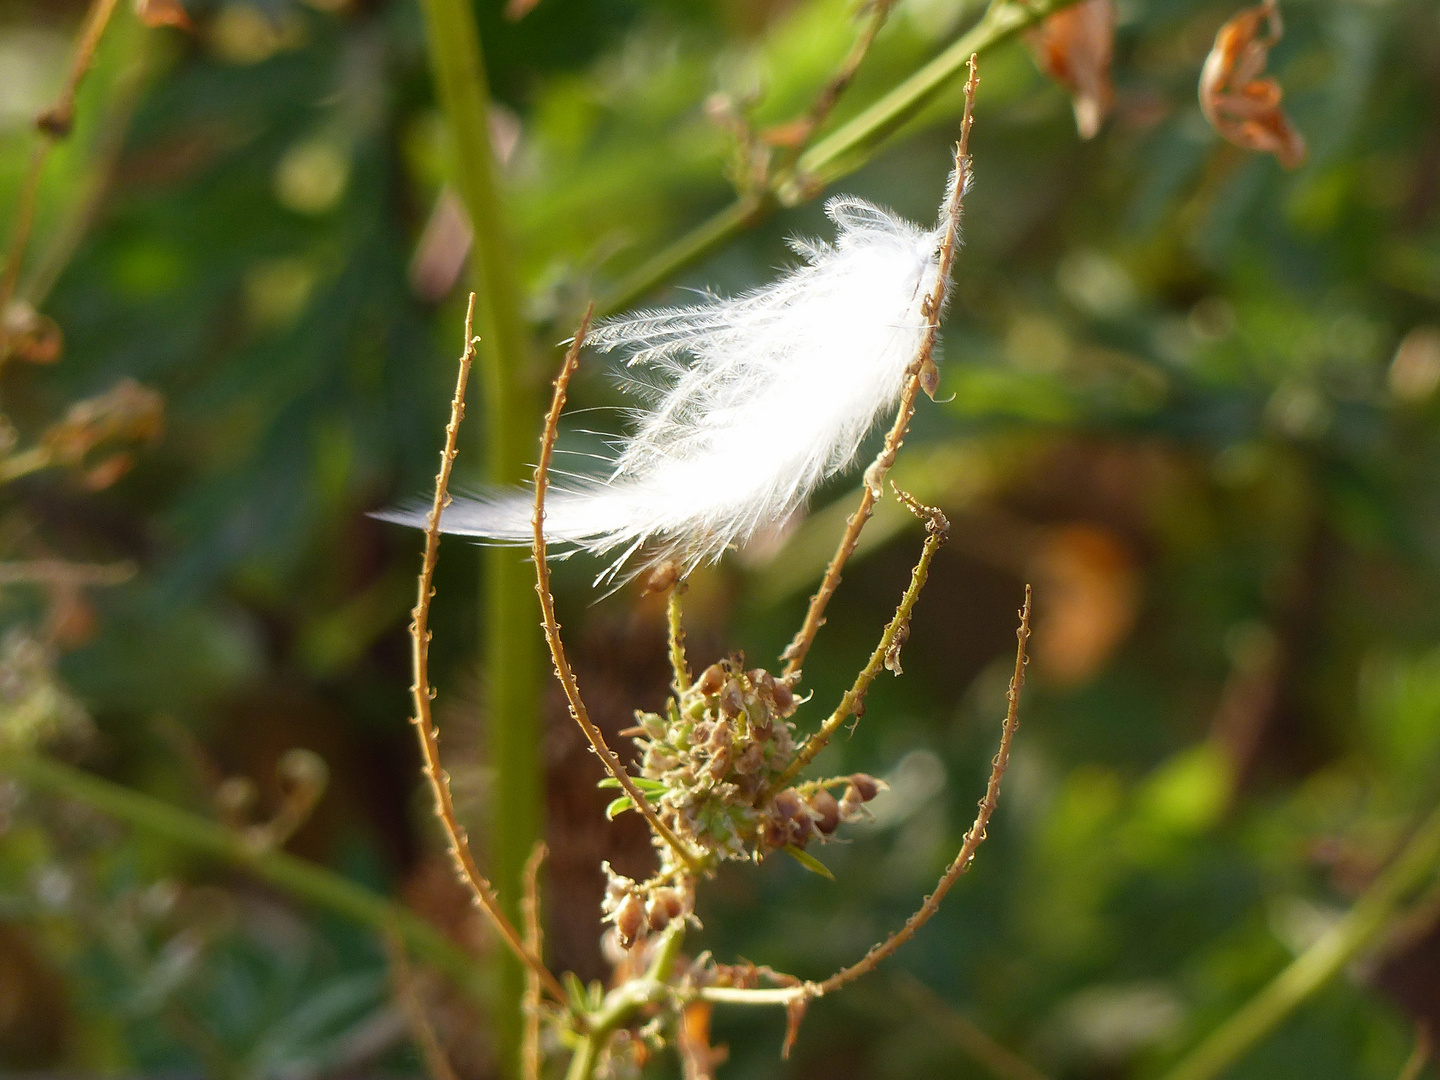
690,721 -> 713,745
747,668 -> 775,693
772,681 -> 796,716
790,811 -> 816,846
706,745 -> 731,781
646,887 -> 684,931
919,357 -> 941,400
615,893 -> 645,948
734,741 -> 764,775
696,664 -> 726,696
853,696 -> 866,718
719,679 -> 745,719
771,788 -> 804,822
761,818 -> 787,850
810,789 -> 841,835
849,773 -> 882,802
642,560 -> 680,595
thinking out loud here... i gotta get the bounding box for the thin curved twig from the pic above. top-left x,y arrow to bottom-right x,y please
811,583 -> 1029,995
700,584 -> 1030,1007
771,487 -> 949,793
521,842 -> 548,1080
780,55 -> 980,681
531,304 -> 703,876
409,292 -> 568,1006
0,0 -> 123,361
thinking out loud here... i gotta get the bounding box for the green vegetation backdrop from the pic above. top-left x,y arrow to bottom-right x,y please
1,0 -> 1438,1076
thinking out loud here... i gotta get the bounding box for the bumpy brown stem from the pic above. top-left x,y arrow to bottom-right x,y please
408,293 -> 568,1006
532,305 -> 703,876
780,56 -> 981,682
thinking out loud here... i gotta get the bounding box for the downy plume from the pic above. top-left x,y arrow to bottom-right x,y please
383,167 -> 969,580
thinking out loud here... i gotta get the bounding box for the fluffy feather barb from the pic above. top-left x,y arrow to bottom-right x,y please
386,194 -> 956,579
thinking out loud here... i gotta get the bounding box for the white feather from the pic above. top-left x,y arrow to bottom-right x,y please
383,191 -> 959,580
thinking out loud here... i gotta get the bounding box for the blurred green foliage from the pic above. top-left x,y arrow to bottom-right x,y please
1,0 -> 1439,1076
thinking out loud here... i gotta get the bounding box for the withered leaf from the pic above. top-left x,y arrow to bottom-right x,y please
1025,0 -> 1116,140
1199,0 -> 1306,168
134,0 -> 193,30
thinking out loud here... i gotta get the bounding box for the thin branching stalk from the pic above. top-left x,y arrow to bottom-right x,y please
701,584 -> 1030,1007
780,56 -> 980,681
531,306 -> 703,876
1397,1025 -> 1431,1080
893,974 -> 1053,1080
597,0 -> 1077,318
0,0 -> 123,361
0,751 -> 489,1008
1157,799 -> 1440,1080
408,294 -> 567,1007
386,931 -> 461,1080
772,488 -> 948,792
562,924 -> 690,1080
667,584 -> 691,694
0,560 -> 135,586
521,843 -> 547,1080
769,0 -> 898,172
813,583 -> 1028,995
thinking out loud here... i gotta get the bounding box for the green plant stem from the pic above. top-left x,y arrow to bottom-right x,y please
564,923 -> 688,1080
595,0 -> 1077,317
415,0 -> 542,1069
1157,803 -> 1440,1080
1,752 -> 490,1010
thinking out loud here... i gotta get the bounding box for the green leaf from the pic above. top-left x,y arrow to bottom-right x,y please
563,971 -> 589,1015
597,776 -> 667,795
605,795 -> 636,820
783,844 -> 835,881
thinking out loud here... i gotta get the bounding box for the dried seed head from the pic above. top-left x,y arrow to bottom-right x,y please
696,664 -> 726,696
616,892 -> 646,948
849,773 -> 882,802
646,887 -> 684,931
810,789 -> 841,835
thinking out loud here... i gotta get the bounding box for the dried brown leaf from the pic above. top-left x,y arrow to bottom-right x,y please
3,302 -> 63,365
1199,0 -> 1307,168
1025,0 -> 1116,139
678,1001 -> 728,1080
135,0 -> 193,30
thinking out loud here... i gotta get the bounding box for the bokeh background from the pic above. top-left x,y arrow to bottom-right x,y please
2,0 -> 1439,1076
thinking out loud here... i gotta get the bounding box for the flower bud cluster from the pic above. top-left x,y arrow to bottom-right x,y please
600,864 -> 690,950
627,658 -> 885,868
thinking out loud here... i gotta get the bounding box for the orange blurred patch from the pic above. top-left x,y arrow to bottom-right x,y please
135,0 -> 193,30
1199,0 -> 1307,169
1026,0 -> 1116,140
1030,523 -> 1139,687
